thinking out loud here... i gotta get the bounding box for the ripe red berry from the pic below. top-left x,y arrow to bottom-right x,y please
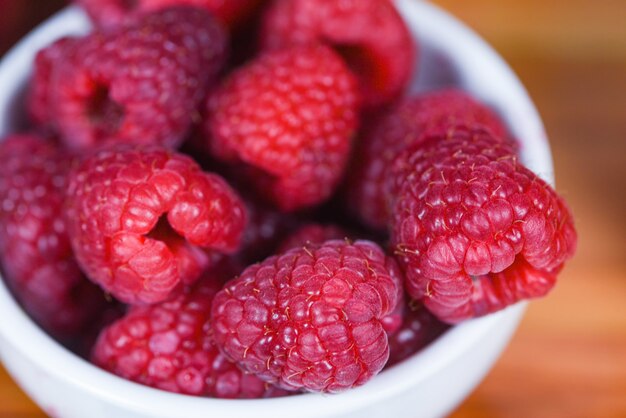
65,145 -> 247,305
205,44 -> 359,211
277,225 -> 406,336
261,0 -> 415,108
28,37 -> 80,127
92,275 -> 288,398
211,240 -> 402,393
380,290 -> 406,338
76,0 -> 262,30
347,89 -> 512,230
33,7 -> 227,151
391,125 -> 577,323
0,134 -> 105,337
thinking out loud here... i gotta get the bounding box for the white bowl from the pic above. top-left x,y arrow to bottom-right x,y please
0,2 -> 552,417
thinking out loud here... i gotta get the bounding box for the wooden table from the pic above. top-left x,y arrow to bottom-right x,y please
1,1 -> 625,417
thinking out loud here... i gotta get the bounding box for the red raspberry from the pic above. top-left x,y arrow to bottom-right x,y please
65,145 -> 247,305
391,125 -> 577,323
211,240 -> 402,393
261,0 -> 415,108
276,224 -> 348,253
205,44 -> 359,211
28,37 -> 80,127
278,225 -> 406,336
35,7 -> 226,151
76,0 -> 262,30
380,288 -> 405,338
347,89 -> 511,230
0,134 -> 105,337
386,302 -> 449,367
92,276 -> 288,398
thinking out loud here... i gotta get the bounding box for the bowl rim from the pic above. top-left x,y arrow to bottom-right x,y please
0,2 -> 549,417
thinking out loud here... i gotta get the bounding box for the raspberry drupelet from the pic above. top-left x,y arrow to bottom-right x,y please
92,275 -> 288,398
347,89 -> 511,231
75,0 -> 262,30
0,134 -> 105,337
261,0 -> 415,108
211,240 -> 402,393
65,145 -> 247,305
205,44 -> 359,211
33,7 -> 227,151
391,124 -> 577,323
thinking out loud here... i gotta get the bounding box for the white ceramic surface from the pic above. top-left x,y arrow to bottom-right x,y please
0,2 -> 552,417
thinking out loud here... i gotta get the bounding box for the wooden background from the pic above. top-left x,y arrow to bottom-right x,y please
1,0 -> 625,417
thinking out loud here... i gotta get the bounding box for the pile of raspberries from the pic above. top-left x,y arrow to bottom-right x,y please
0,0 -> 576,398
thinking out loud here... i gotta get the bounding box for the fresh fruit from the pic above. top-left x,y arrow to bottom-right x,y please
0,134 -> 105,337
76,0 -> 262,30
210,239 -> 402,392
391,124 -> 577,323
92,275 -> 287,398
31,7 -> 227,151
261,0 -> 415,108
0,0 -> 581,397
205,44 -> 359,211
65,145 -> 247,305
275,224 -> 410,334
28,37 -> 80,127
347,89 -> 511,230
380,290 -> 406,338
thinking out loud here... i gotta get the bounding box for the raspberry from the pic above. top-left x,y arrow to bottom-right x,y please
261,0 -> 415,108
211,240 -> 401,393
347,89 -> 511,230
92,275 -> 287,398
277,225 -> 406,336
386,302 -> 449,367
277,224 -> 349,253
205,44 -> 359,211
27,37 -> 80,127
391,125 -> 577,323
36,7 -> 227,151
0,134 -> 105,337
76,0 -> 262,30
65,145 -> 247,305
380,289 -> 405,338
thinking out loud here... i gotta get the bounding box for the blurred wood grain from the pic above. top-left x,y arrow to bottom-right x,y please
1,1 -> 625,417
